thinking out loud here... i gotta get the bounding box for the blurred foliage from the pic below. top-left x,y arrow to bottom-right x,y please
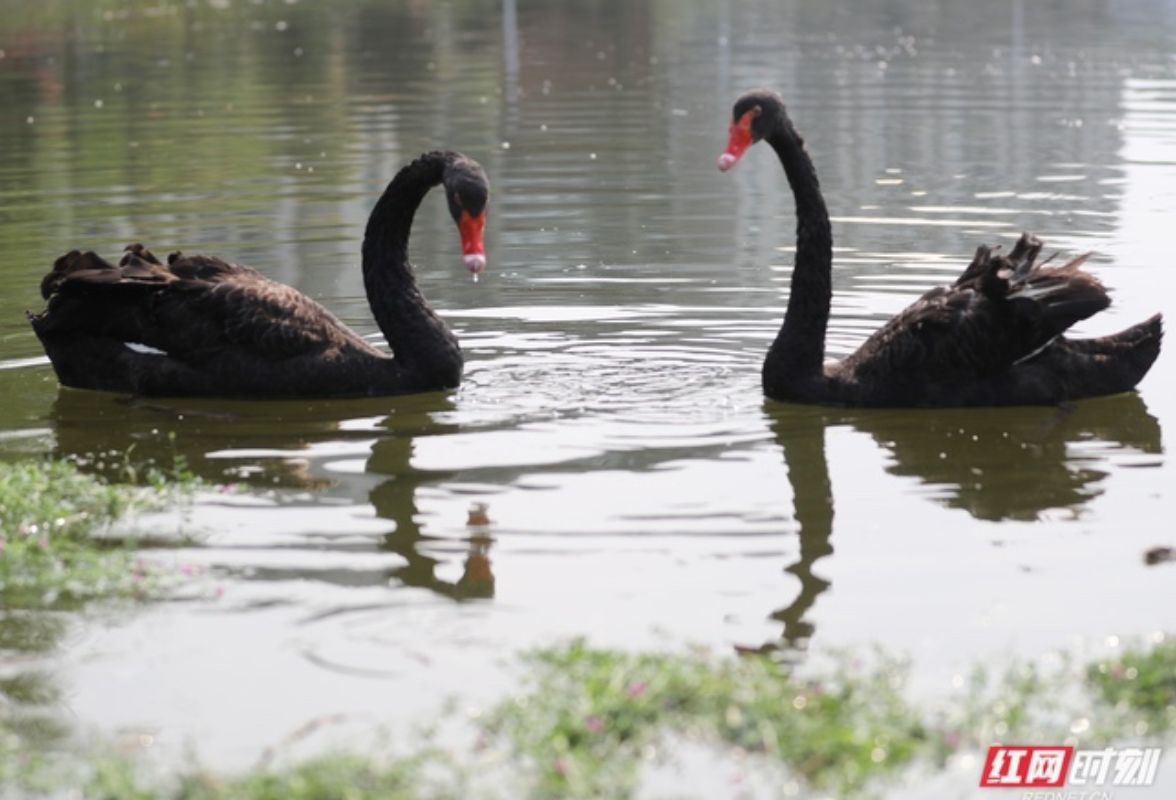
0,453 -> 205,785
0,458 -> 1170,799
0,454 -> 200,608
485,639 -> 929,797
1,623 -> 1173,798
1087,635 -> 1176,737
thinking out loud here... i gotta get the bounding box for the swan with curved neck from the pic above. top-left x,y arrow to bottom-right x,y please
29,150 -> 489,399
719,89 -> 1162,407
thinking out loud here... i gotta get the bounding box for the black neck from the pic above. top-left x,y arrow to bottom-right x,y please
361,151 -> 462,381
762,121 -> 833,391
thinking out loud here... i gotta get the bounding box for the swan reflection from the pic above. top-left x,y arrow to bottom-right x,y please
45,389 -> 496,600
43,386 -> 1162,654
751,392 -> 1162,656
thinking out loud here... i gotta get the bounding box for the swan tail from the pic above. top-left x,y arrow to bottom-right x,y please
1011,258 -> 1110,334
30,245 -> 179,338
1070,312 -> 1163,372
958,232 -> 1111,339
1025,313 -> 1165,399
33,244 -> 340,366
859,233 -> 1147,386
38,244 -> 171,299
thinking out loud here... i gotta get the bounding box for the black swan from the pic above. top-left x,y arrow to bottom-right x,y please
718,89 -> 1163,407
28,150 -> 489,399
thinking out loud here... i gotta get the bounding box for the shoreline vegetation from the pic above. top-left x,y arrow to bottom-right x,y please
0,450 -> 200,609
1,456 -> 1172,799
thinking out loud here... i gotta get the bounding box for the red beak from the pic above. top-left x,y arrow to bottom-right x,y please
718,110 -> 756,171
458,209 -> 487,275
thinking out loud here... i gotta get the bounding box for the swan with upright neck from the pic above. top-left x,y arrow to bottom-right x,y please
719,89 -> 1162,407
29,150 -> 489,399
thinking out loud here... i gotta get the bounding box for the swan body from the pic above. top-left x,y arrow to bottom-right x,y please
719,89 -> 1162,407
29,151 -> 489,399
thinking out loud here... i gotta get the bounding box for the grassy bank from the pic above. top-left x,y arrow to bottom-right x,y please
0,456 -> 200,608
0,455 -> 206,790
0,459 -> 1171,799
3,635 -> 1171,800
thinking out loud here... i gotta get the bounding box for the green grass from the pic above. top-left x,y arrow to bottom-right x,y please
1087,634 -> 1176,737
0,635 -> 1173,800
1,457 -> 1173,799
0,456 -> 200,608
84,751 -> 460,800
485,640 -> 928,798
0,454 -> 207,789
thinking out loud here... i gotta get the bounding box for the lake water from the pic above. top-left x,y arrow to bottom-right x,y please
2,0 -> 1175,796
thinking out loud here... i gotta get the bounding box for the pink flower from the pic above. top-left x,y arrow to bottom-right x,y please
626,682 -> 647,698
586,716 -> 604,734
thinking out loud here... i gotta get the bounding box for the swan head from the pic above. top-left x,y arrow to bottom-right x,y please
718,89 -> 787,171
444,156 -> 490,276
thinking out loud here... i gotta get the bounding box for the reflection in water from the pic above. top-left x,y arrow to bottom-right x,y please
753,394 -> 1163,656
366,424 -> 498,601
45,387 -> 497,600
743,407 -> 835,658
2,1 -> 1175,788
47,389 -> 391,488
0,611 -> 71,752
44,383 -> 1164,651
855,393 -> 1163,522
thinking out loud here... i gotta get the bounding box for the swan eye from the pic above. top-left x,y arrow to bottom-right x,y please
739,106 -> 763,134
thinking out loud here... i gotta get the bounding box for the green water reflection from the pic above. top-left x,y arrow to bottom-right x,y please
755,393 -> 1162,656
1,0 -> 1174,795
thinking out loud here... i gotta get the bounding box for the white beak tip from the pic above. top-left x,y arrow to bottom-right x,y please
464,254 -> 487,274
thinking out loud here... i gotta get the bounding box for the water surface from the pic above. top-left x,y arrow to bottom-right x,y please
2,0 -> 1175,794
